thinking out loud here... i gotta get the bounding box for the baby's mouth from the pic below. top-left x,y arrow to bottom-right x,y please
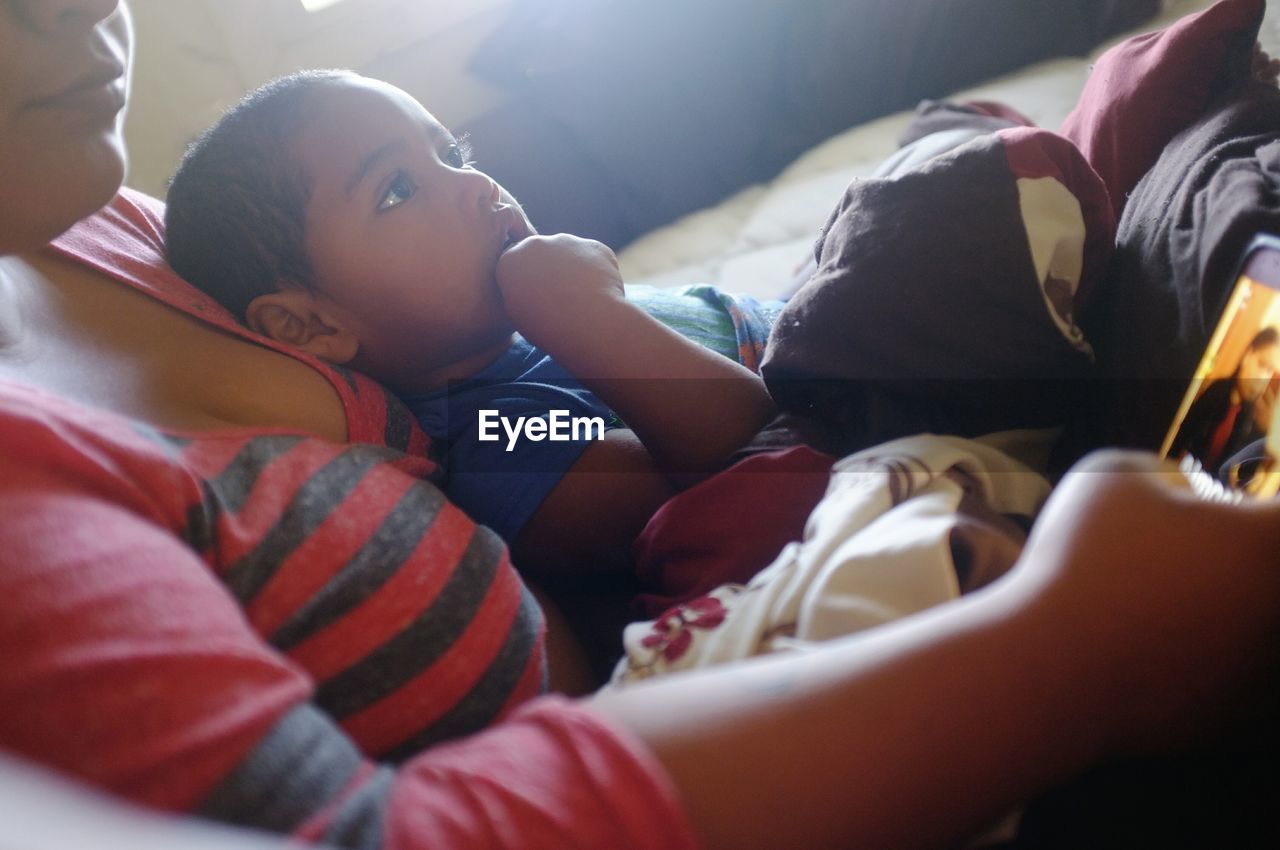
497,204 -> 533,251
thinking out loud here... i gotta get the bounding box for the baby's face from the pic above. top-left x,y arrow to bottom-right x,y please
295,75 -> 530,392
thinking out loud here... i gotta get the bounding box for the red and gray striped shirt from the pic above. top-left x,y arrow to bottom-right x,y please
48,187 -> 545,759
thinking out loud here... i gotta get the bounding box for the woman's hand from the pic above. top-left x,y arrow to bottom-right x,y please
1005,450 -> 1280,756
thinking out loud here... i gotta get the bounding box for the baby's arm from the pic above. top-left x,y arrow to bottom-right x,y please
496,234 -> 776,482
512,428 -> 676,577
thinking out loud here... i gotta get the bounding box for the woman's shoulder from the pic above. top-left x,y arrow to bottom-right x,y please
0,379 -> 205,529
51,188 -> 232,321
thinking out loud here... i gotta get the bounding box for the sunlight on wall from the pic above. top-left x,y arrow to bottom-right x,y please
124,0 -> 513,197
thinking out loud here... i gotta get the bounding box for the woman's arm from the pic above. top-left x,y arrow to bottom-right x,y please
496,234 -> 776,482
593,451 -> 1280,849
594,564 -> 1104,849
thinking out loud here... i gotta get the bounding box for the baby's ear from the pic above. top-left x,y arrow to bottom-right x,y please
245,289 -> 360,365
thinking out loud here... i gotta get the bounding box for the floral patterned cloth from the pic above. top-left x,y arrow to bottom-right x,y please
610,434 -> 1050,684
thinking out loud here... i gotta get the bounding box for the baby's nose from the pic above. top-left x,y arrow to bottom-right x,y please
459,169 -> 499,209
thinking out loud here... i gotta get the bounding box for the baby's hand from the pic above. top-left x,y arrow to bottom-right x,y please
495,234 -> 625,336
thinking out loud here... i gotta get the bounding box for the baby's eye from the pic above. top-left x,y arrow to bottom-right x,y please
445,135 -> 475,169
378,172 -> 417,211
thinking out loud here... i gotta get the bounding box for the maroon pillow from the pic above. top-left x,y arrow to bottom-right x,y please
1060,0 -> 1264,219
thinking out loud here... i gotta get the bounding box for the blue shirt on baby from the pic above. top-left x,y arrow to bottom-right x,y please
402,284 -> 782,543
404,336 -> 619,543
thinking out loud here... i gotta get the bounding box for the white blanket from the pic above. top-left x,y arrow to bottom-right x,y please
609,434 -> 1049,685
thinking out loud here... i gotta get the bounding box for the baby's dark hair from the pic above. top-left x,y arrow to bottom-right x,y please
165,69 -> 352,322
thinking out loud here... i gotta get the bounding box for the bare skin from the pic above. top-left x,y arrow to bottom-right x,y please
0,250 -> 349,441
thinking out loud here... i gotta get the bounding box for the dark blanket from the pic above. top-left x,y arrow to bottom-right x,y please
1080,82 -> 1280,451
757,122 -> 1114,458
461,0 -> 1159,247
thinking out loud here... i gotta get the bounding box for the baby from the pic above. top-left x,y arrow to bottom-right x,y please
164,70 -> 778,574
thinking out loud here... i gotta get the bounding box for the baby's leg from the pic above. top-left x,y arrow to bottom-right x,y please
527,582 -> 597,696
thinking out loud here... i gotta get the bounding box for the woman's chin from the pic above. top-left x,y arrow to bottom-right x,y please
4,150 -> 126,254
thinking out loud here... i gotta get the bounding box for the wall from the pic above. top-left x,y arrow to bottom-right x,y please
123,0 -> 513,197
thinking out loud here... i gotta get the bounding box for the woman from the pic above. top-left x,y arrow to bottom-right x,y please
2,2 -> 1279,849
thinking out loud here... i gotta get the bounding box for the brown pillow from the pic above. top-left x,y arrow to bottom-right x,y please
759,127 -> 1113,454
